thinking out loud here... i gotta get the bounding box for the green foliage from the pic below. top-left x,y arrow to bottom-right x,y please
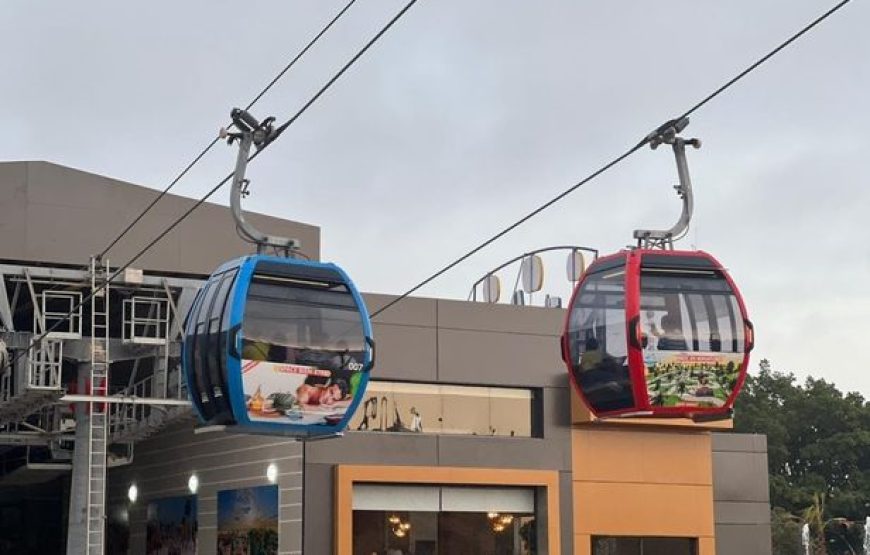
734,359 -> 870,554
770,507 -> 802,555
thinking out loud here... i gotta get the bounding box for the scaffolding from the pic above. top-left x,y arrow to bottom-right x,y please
0,260 -> 202,554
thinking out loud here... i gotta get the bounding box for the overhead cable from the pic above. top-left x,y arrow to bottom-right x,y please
370,0 -> 853,318
98,0 -> 359,259
5,0 -> 421,372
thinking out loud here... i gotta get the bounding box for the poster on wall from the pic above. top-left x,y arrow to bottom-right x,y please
145,495 -> 198,555
217,484 -> 279,555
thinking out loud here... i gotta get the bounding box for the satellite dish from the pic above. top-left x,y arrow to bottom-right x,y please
567,250 -> 586,282
482,274 -> 501,303
521,255 -> 544,293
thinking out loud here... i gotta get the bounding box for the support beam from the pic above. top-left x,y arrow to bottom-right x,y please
59,394 -> 191,406
23,269 -> 44,334
0,432 -> 64,446
161,278 -> 185,340
0,270 -> 14,331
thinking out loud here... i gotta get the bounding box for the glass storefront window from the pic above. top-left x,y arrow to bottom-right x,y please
348,381 -> 537,438
353,511 -> 536,555
592,536 -> 697,555
352,484 -> 538,554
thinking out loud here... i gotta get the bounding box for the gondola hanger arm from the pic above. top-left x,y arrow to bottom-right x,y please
224,108 -> 300,255
633,117 -> 701,250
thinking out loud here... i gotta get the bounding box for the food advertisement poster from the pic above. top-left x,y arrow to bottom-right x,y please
240,347 -> 364,427
217,485 -> 279,555
145,495 -> 197,555
644,351 -> 743,408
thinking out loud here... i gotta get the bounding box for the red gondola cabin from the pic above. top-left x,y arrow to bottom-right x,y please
561,249 -> 753,419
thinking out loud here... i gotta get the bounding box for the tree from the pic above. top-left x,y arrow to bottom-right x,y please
770,507 -> 802,555
733,360 -> 870,555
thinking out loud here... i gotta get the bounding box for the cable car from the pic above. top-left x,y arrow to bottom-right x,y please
182,109 -> 374,437
561,118 -> 753,420
561,249 -> 752,419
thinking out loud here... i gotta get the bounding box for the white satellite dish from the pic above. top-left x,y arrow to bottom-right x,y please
567,250 -> 586,282
521,255 -> 544,293
482,274 -> 501,303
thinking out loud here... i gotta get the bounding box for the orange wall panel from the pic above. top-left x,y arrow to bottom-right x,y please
571,425 -> 717,553
573,481 -> 715,538
699,536 -> 717,554
572,428 -> 713,486
574,534 -> 591,555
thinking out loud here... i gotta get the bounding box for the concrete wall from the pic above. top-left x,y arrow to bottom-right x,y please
712,433 -> 772,555
0,161 -> 320,272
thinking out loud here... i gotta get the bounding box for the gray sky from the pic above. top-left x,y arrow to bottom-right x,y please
3,0 -> 869,396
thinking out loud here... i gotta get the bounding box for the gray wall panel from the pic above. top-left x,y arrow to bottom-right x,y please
438,436 -> 564,470
438,328 -> 564,387
713,451 -> 770,503
712,432 -> 767,453
0,163 -> 28,261
279,521 -> 303,554
364,294 -> 436,327
305,432 -> 439,466
369,322 -> 438,382
128,433 -> 298,470
302,462 -> 335,555
437,298 -> 564,336
715,524 -> 773,555
712,432 -> 772,555
539,382 -> 571,438
0,161 -> 321,272
715,501 -> 772,525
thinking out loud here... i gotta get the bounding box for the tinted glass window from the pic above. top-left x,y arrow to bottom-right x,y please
639,268 -> 745,409
241,273 -> 366,364
192,281 -> 217,413
593,536 -> 697,555
207,270 -> 237,419
348,381 -> 537,437
184,289 -> 206,410
567,266 -> 634,413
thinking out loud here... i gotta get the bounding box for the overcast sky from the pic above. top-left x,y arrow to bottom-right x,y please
3,0 -> 869,396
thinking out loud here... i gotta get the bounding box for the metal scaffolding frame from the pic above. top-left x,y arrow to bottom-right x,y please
0,260 -> 202,554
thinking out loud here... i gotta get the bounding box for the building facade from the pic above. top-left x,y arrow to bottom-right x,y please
0,162 -> 771,554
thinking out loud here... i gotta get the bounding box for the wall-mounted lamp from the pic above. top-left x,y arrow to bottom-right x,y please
188,474 -> 199,494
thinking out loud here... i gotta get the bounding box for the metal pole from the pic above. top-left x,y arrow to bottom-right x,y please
301,441 -> 307,555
